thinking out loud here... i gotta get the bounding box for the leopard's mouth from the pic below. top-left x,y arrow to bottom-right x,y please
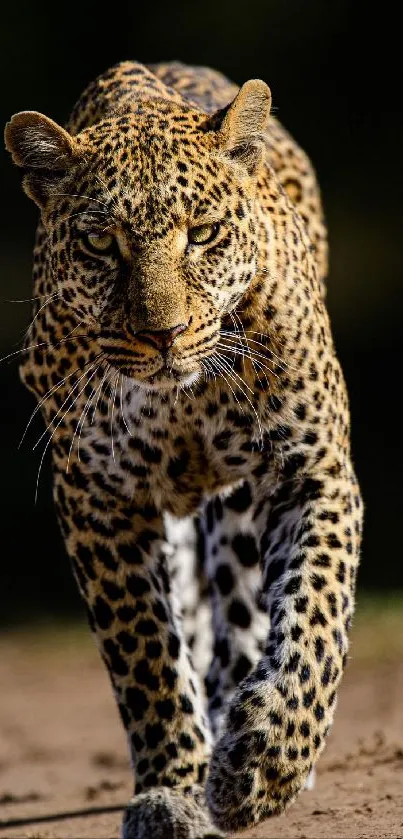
99,326 -> 218,390
103,349 -> 202,391
136,363 -> 202,391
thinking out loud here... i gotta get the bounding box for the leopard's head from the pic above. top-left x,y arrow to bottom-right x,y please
5,80 -> 271,390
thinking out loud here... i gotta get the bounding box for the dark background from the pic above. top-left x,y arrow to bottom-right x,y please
1,2 -> 401,623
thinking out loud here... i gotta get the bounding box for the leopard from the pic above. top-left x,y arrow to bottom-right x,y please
5,60 -> 363,838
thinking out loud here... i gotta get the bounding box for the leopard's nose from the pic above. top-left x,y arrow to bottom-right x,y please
135,323 -> 188,351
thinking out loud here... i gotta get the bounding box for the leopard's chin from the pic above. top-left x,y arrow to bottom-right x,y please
105,350 -> 204,391
131,365 -> 202,393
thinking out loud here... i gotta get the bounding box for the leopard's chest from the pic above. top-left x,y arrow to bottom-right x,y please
80,386 -> 274,516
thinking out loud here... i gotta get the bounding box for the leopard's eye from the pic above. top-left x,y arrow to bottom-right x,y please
188,222 -> 220,246
83,232 -> 115,254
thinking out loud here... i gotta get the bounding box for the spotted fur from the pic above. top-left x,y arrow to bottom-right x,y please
5,61 -> 362,836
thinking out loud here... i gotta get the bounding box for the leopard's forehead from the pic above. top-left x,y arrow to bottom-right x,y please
71,104 -> 247,234
77,104 -> 218,182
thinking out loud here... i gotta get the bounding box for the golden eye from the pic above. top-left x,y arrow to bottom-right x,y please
84,232 -> 115,253
188,222 -> 220,246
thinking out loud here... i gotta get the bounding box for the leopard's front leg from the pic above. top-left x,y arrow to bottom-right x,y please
206,459 -> 363,833
52,457 -> 223,838
201,486 -> 270,737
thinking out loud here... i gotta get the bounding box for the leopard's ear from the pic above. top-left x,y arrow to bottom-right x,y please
4,111 -> 78,206
215,80 -> 271,176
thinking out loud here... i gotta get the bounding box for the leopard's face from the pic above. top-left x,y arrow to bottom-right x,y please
5,81 -> 271,390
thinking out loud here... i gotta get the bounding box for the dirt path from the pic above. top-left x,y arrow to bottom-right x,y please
0,605 -> 402,838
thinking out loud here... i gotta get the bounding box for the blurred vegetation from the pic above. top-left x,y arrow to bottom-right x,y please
1,1 -> 402,623
350,593 -> 403,663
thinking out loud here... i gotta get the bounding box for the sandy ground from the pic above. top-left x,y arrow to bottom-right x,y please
0,601 -> 402,839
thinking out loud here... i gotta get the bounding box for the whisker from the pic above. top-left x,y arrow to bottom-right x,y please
202,357 -> 215,380
90,364 -> 112,424
234,328 -> 300,372
63,210 -> 108,222
25,292 -> 61,334
232,310 -> 249,351
52,192 -> 109,208
182,383 -> 196,400
34,365 -> 99,503
92,174 -> 120,215
2,294 -> 55,304
213,352 -> 264,448
18,349 -> 102,448
228,311 -> 260,382
202,358 -> 216,382
200,358 -> 214,382
110,372 -> 120,463
120,375 -> 132,436
66,370 -> 100,472
207,355 -> 250,426
215,351 -> 254,395
32,361 -> 100,452
217,340 -> 280,380
234,309 -> 264,381
220,332 -> 291,374
0,333 -> 94,366
218,343 -> 273,389
209,353 -> 247,412
70,365 -> 112,468
210,354 -> 247,411
76,380 -> 100,463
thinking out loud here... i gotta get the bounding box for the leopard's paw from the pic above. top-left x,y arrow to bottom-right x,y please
206,726 -> 309,832
122,787 -> 225,838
